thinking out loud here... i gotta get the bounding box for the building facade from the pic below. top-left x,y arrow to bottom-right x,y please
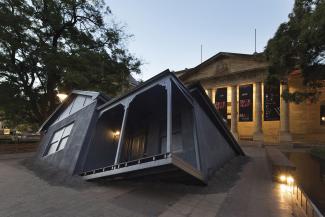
176,52 -> 325,144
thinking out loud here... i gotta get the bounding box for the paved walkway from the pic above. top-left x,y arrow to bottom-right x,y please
216,147 -> 293,217
0,147 -> 295,217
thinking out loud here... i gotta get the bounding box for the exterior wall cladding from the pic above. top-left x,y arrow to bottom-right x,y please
37,100 -> 101,174
36,70 -> 244,184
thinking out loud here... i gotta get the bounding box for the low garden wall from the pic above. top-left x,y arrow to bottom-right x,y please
0,135 -> 40,154
0,142 -> 39,154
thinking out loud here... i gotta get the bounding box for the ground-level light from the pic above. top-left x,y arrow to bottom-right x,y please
279,174 -> 295,185
280,175 -> 286,182
287,176 -> 294,184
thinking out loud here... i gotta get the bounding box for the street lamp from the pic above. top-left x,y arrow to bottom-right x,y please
57,93 -> 68,102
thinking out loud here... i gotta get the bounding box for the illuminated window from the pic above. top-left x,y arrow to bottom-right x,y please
45,123 -> 74,156
321,104 -> 325,125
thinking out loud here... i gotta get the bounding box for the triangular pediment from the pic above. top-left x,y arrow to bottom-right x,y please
179,52 -> 268,83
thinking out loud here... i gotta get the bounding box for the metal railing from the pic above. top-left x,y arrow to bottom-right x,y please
80,152 -> 171,177
292,184 -> 324,217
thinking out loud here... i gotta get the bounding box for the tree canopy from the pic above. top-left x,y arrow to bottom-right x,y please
0,0 -> 141,127
265,0 -> 325,103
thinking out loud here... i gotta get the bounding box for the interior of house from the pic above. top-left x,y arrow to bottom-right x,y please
83,81 -> 199,173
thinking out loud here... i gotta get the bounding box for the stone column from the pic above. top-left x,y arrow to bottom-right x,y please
231,85 -> 238,139
253,82 -> 263,141
211,88 -> 216,104
279,81 -> 292,142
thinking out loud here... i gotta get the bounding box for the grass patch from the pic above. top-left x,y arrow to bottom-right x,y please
310,148 -> 325,161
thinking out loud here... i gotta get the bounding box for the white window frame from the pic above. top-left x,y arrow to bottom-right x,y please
45,123 -> 74,156
54,95 -> 92,124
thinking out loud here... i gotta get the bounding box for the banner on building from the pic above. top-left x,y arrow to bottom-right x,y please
264,83 -> 280,121
215,88 -> 227,120
239,84 -> 253,122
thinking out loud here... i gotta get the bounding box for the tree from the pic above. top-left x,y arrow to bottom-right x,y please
0,0 -> 141,127
265,0 -> 325,103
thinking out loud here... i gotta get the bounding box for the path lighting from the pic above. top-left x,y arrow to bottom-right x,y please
287,176 -> 294,184
280,183 -> 293,193
57,93 -> 68,102
280,175 -> 286,182
280,183 -> 288,192
279,174 -> 295,185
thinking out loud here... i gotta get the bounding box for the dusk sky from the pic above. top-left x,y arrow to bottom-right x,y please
107,0 -> 294,80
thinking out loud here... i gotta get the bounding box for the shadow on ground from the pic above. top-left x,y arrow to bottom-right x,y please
17,155 -> 249,216
21,155 -> 249,194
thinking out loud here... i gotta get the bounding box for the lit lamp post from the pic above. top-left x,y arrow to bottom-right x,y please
57,93 -> 68,102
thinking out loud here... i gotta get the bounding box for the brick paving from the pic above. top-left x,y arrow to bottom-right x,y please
0,147 -> 295,217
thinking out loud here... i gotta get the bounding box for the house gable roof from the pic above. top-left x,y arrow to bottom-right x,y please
97,69 -> 243,156
97,69 -> 173,111
38,91 -> 110,132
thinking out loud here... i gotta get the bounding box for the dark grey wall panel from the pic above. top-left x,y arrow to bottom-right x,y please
179,108 -> 197,168
73,109 -> 100,174
146,115 -> 161,156
36,102 -> 98,174
193,101 -> 236,180
171,81 -> 198,169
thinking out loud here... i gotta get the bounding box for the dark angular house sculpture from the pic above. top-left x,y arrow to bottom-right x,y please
37,70 -> 244,184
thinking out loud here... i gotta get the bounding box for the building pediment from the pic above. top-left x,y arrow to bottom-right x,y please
177,52 -> 268,84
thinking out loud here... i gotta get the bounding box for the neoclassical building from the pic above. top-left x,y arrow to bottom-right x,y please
176,52 -> 325,144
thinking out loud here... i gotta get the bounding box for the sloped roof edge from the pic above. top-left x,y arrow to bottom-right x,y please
97,69 -> 173,110
178,52 -> 265,80
38,91 -> 110,132
97,69 -> 244,156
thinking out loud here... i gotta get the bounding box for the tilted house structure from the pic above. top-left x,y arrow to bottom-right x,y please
38,91 -> 110,174
37,70 -> 244,184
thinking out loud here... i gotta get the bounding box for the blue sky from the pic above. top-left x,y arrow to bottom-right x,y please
107,0 -> 294,80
